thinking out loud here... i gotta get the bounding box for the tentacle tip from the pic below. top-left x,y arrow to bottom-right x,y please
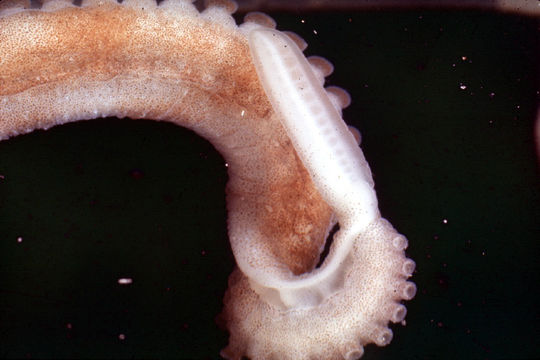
244,11 -> 276,29
390,303 -> 408,323
392,234 -> 408,250
402,258 -> 416,276
402,281 -> 417,300
372,327 -> 393,347
308,55 -> 334,77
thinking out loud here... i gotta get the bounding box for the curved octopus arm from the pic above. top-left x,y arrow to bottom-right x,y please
0,1 -> 416,359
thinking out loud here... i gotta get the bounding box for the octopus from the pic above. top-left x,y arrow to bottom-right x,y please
0,0 -> 416,359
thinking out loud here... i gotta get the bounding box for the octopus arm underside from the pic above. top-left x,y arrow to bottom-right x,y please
0,1 -> 416,359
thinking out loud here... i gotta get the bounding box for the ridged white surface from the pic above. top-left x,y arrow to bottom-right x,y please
248,29 -> 378,230
0,2 -> 416,358
221,218 -> 417,360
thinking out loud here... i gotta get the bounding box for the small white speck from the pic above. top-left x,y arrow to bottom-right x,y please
461,56 -> 467,61
459,84 -> 467,90
241,110 -> 245,117
225,163 -> 229,167
118,278 -> 133,285
442,219 -> 448,224
118,333 -> 126,340
17,237 -> 23,243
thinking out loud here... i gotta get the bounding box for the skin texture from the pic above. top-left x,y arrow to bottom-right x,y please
0,1 -> 333,275
0,1 -> 415,359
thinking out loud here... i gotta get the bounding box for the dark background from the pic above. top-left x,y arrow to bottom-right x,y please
0,1 -> 539,359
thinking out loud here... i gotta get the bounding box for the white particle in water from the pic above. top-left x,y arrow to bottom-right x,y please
118,278 -> 133,285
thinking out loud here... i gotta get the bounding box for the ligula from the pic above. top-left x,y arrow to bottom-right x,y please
0,0 -> 416,358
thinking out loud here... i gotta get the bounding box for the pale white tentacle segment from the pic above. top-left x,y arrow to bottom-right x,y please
219,27 -> 416,359
0,1 -> 415,358
234,28 -> 382,309
249,29 -> 377,229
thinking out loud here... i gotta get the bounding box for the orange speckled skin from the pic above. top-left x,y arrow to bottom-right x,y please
0,2 -> 416,359
0,2 -> 332,275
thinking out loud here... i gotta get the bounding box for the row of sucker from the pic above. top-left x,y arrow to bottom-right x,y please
0,2 -> 415,358
220,217 -> 416,360
0,0 -> 352,116
240,9 -> 353,115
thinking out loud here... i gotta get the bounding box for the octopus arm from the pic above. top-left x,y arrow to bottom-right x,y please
220,27 -> 416,360
0,1 -> 415,359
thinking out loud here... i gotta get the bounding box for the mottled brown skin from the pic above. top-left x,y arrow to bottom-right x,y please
0,2 -> 333,274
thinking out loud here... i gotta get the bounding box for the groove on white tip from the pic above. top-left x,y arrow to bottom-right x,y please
402,281 -> 417,300
372,327 -> 393,346
392,235 -> 408,250
402,258 -> 416,276
248,28 -> 378,229
391,303 -> 407,323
